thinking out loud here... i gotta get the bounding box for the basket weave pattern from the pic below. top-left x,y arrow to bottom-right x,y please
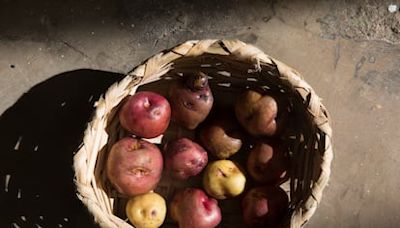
73,39 -> 333,228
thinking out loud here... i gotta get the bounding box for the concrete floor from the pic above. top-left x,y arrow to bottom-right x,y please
1,0 -> 400,227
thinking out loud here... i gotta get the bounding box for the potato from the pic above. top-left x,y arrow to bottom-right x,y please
242,186 -> 288,227
164,138 -> 208,180
126,192 -> 167,228
170,188 -> 221,228
119,91 -> 171,138
203,160 -> 246,200
106,137 -> 163,197
199,113 -> 244,159
169,72 -> 214,129
235,90 -> 278,137
247,141 -> 289,184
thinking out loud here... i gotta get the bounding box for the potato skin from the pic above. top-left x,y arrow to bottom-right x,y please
106,137 -> 163,197
199,115 -> 243,159
247,141 -> 289,185
119,91 -> 171,138
203,160 -> 246,200
169,73 -> 213,130
164,138 -> 208,180
235,90 -> 278,137
170,188 -> 222,228
242,186 -> 288,228
126,192 -> 167,228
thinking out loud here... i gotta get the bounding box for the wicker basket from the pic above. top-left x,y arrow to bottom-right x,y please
73,39 -> 333,228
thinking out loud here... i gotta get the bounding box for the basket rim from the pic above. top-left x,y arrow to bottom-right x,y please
73,39 -> 333,228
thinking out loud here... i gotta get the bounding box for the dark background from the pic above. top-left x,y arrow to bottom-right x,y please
0,70 -> 123,227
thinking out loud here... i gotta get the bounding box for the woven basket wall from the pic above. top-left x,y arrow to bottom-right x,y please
73,39 -> 333,228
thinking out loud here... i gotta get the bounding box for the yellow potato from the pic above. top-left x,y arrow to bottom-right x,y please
203,160 -> 246,200
126,192 -> 166,228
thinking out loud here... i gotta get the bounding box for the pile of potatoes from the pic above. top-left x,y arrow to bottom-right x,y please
106,72 -> 290,228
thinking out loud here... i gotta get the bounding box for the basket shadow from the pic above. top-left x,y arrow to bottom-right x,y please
0,69 -> 124,228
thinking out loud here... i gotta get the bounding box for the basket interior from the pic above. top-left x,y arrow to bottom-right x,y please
94,53 -> 326,227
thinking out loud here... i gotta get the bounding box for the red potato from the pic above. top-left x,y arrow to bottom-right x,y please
247,141 -> 289,185
170,188 -> 221,228
106,137 -> 163,197
164,138 -> 208,180
119,91 -> 171,138
242,186 -> 289,228
169,72 -> 214,129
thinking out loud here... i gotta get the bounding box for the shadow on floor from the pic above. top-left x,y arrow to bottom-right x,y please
0,69 -> 124,227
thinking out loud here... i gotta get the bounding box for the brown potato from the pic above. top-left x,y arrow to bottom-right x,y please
235,90 -> 278,137
199,114 -> 244,159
